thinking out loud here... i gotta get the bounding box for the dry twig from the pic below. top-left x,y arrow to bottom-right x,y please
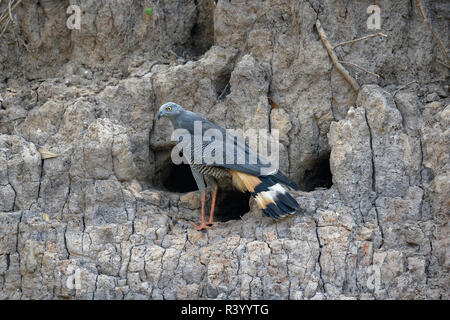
0,0 -> 22,25
218,82 -> 229,100
0,12 -> 11,37
393,80 -> 418,97
315,19 -> 360,92
415,0 -> 450,65
340,61 -> 381,79
436,60 -> 450,69
0,0 -> 23,39
333,33 -> 387,50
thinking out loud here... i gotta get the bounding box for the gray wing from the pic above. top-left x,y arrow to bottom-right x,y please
194,119 -> 274,176
174,111 -> 296,188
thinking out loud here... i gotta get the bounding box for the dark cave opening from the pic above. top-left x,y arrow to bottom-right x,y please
153,149 -> 199,193
214,190 -> 251,222
161,162 -> 251,221
153,148 -> 332,220
154,150 -> 251,220
163,162 -> 199,193
301,153 -> 333,192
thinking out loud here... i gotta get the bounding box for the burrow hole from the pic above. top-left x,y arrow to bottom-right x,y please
300,152 -> 333,192
152,150 -> 332,220
153,150 -> 250,222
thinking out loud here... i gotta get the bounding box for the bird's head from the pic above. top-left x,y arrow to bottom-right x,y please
157,102 -> 184,119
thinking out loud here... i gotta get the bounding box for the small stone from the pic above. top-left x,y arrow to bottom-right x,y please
425,92 -> 440,102
179,192 -> 201,210
417,87 -> 428,96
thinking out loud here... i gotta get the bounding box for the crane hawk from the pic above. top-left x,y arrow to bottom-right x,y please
157,102 -> 300,230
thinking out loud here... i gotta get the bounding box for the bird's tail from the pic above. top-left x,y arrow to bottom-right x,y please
230,170 -> 300,218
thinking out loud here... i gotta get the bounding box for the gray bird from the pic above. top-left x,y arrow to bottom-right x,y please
157,102 -> 300,230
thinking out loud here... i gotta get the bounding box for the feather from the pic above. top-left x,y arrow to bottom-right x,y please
230,169 -> 261,193
229,169 -> 300,219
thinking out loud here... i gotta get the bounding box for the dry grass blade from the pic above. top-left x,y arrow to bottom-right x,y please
38,148 -> 60,159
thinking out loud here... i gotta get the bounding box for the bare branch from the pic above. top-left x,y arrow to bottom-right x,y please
415,0 -> 450,65
315,19 -> 360,92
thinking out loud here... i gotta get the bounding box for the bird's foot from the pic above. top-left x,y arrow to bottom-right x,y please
190,221 -> 211,231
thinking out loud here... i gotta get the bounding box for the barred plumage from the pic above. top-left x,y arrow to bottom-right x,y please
192,163 -> 230,180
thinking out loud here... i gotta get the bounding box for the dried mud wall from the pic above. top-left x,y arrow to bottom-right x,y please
0,0 -> 448,299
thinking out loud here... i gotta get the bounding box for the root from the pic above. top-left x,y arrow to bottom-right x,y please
315,19 -> 360,92
415,0 -> 450,65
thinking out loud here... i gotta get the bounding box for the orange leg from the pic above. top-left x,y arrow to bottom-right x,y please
190,190 -> 210,231
207,184 -> 218,226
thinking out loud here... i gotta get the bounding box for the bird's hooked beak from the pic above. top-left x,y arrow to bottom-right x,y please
157,111 -> 162,119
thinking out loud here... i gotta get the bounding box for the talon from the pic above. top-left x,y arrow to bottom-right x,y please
190,221 -> 211,231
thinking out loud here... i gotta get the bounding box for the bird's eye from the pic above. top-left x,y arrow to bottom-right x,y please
166,106 -> 172,111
